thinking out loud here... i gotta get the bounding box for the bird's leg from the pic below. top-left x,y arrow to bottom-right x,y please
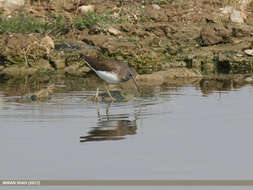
96,101 -> 100,117
103,84 -> 114,101
95,87 -> 99,101
106,102 -> 111,116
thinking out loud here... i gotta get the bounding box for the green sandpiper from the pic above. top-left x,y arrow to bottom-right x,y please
79,54 -> 139,101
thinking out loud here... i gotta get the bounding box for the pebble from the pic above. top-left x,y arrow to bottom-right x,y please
230,9 -> 244,24
0,0 -> 24,12
245,77 -> 253,82
107,27 -> 121,35
78,5 -> 95,15
41,36 -> 55,54
152,4 -> 160,10
244,49 -> 253,56
220,6 -> 233,14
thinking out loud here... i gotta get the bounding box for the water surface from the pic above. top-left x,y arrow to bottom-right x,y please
0,78 -> 253,182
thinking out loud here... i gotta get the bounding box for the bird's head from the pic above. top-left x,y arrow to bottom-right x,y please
124,68 -> 140,93
123,68 -> 137,81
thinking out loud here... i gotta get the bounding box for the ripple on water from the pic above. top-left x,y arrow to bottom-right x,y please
1,79 -> 253,179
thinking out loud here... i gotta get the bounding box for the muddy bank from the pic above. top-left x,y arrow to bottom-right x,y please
1,0 -> 253,81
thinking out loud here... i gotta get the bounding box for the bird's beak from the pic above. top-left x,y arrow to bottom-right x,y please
131,75 -> 140,93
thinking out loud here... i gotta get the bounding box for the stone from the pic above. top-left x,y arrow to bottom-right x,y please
245,77 -> 253,82
0,65 -> 5,71
244,49 -> 253,56
239,0 -> 250,11
136,72 -> 165,85
2,0 -> 24,12
78,5 -> 95,15
230,10 -> 244,24
192,59 -> 202,69
152,4 -> 160,10
107,27 -> 121,36
200,22 -> 231,46
36,59 -> 53,70
136,68 -> 202,86
35,85 -> 56,99
220,6 -> 233,14
2,66 -> 37,77
202,63 -> 216,73
64,64 -> 89,77
200,26 -> 224,46
41,36 -> 55,54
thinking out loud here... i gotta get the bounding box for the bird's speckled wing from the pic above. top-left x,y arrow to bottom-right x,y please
81,56 -> 126,72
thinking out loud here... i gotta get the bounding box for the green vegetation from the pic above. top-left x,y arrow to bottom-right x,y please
0,13 -> 69,35
74,11 -> 128,30
0,10 -> 129,35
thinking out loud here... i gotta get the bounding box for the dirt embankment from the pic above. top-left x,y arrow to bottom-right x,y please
1,0 -> 253,83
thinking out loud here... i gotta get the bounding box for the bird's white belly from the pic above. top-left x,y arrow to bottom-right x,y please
96,71 -> 121,83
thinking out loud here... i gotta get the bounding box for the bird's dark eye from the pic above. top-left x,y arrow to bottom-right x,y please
127,72 -> 132,80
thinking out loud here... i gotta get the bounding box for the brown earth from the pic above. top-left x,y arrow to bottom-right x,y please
1,0 -> 253,85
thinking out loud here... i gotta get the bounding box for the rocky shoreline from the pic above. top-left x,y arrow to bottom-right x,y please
1,0 -> 253,83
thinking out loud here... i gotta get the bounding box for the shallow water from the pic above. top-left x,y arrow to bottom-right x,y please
0,78 -> 253,185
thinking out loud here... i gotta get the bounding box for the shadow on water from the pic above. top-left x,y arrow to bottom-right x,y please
198,76 -> 253,96
1,74 -> 253,180
1,74 -> 253,143
80,102 -> 137,142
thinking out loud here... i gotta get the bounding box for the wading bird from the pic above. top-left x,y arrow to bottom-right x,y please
79,54 -> 139,101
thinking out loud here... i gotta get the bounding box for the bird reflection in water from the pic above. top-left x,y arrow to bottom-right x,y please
80,103 -> 137,142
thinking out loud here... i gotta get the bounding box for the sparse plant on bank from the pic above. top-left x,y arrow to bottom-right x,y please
74,11 -> 129,30
0,13 -> 68,35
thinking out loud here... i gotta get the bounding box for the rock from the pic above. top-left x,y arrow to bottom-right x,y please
88,25 -> 102,35
239,0 -> 250,11
41,36 -> 55,54
230,10 -> 244,24
55,40 -> 97,55
236,53 -> 243,57
200,22 -> 231,46
136,72 -> 165,85
35,85 -> 56,100
244,49 -> 253,56
220,6 -> 233,14
2,66 -> 37,77
1,0 -> 24,12
78,5 -> 95,15
191,59 -> 202,69
36,59 -> 53,70
231,25 -> 253,38
145,6 -> 167,22
202,63 -> 216,73
152,4 -> 160,10
80,32 -> 108,47
200,26 -> 224,46
107,27 -> 121,36
136,69 -> 202,86
64,64 -> 89,77
89,26 -> 121,36
82,36 -> 137,55
0,66 -> 5,71
52,57 -> 65,69
245,76 -> 253,82
162,61 -> 186,69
